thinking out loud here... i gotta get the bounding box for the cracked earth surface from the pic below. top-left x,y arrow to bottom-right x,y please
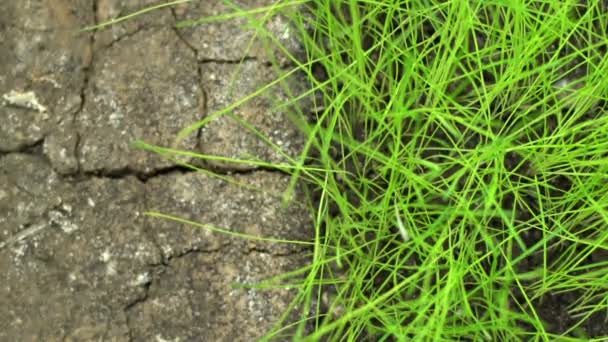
1,1 -> 311,341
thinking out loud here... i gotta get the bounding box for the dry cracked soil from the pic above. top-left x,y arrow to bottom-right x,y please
1,1 -> 313,341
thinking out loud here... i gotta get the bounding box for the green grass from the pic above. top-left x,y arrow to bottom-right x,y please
98,0 -> 608,340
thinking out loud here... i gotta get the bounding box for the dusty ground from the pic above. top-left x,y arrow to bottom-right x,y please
1,1 -> 312,341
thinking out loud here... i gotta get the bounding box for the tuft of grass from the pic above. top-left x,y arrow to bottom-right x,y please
97,0 -> 608,340
252,1 -> 608,340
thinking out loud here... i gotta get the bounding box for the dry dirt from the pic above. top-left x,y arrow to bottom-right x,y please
0,1 -> 312,341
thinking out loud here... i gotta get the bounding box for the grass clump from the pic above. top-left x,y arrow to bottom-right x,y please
257,0 -> 608,340
114,0 -> 608,340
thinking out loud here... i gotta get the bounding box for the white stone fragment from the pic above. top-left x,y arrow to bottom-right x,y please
2,90 -> 48,113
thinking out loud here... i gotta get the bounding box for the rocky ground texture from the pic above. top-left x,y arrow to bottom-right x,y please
1,1 -> 312,341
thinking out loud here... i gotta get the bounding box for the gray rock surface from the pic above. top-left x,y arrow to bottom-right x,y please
1,1 -> 311,341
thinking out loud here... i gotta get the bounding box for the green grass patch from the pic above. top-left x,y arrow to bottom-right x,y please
258,1 -> 608,340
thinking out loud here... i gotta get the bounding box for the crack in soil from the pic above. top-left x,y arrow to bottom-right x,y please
123,265 -> 159,342
121,246 -> 227,340
169,8 -> 207,152
0,138 -> 46,156
165,246 -> 225,264
169,7 -> 259,65
123,270 -> 155,313
246,246 -> 305,257
80,164 -> 196,183
167,9 -> 291,177
73,131 -> 82,173
204,164 -> 291,176
95,25 -> 150,51
72,0 -> 98,175
121,246 -> 230,340
195,66 -> 208,148
199,56 -> 259,64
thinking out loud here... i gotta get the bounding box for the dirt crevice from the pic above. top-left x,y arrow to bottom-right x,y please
73,131 -> 82,174
195,71 -> 208,146
169,8 -> 208,152
145,226 -> 227,267
169,8 -> 197,52
123,271 -> 155,312
202,164 -> 291,176
0,138 -> 46,156
123,266 -> 159,342
169,7 -> 258,66
199,57 -> 258,64
71,0 -> 98,175
80,165 -> 196,183
94,25 -> 148,51
166,247 -> 223,262
246,245 -> 307,257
